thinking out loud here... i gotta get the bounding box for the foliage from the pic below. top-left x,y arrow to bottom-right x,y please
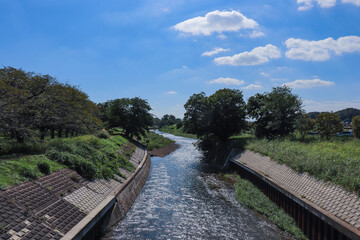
315,112 -> 343,139
295,114 -> 315,140
101,97 -> 153,138
245,136 -> 360,194
140,131 -> 175,150
37,161 -> 50,175
96,130 -> 110,139
335,108 -> 360,122
233,175 -> 306,240
0,137 -> 45,155
352,115 -> 360,138
184,89 -> 247,142
0,155 -> 64,190
157,114 -> 182,128
247,86 -> 303,139
45,135 -> 135,179
160,124 -> 197,139
0,66 -> 102,143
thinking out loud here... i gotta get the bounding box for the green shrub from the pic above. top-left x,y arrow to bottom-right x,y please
45,150 -> 77,167
73,157 -> 96,180
37,161 -> 50,175
19,166 -> 38,179
352,115 -> 360,138
97,131 -> 110,139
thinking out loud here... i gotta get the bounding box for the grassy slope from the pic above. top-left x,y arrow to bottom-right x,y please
222,174 -> 306,240
160,124 -> 197,139
139,131 -> 175,151
0,134 -> 136,190
244,136 -> 360,194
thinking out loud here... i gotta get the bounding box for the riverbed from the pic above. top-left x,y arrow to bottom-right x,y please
104,133 -> 293,240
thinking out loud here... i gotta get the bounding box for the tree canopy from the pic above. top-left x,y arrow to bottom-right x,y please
247,86 -> 303,139
101,97 -> 153,138
315,112 -> 343,139
184,89 -> 246,142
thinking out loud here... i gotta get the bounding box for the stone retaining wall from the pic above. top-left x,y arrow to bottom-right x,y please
0,145 -> 151,240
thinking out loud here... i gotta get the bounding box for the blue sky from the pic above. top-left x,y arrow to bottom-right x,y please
1,0 -> 360,118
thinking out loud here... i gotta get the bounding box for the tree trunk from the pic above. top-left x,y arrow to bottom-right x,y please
40,128 -> 46,140
16,133 -> 25,144
50,128 -> 55,139
58,128 -> 62,138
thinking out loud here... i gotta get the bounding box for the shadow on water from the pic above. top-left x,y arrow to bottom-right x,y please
103,133 -> 295,240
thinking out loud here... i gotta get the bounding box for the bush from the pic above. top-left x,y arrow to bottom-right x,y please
352,115 -> 360,138
45,150 -> 77,167
73,157 -> 96,180
37,161 -> 50,175
316,112 -> 343,139
97,131 -> 110,139
19,166 -> 38,179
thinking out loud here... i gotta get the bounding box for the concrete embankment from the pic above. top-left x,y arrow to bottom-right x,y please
229,150 -> 360,240
0,145 -> 151,240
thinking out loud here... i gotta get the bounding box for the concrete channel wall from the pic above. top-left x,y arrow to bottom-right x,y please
229,151 -> 360,240
0,146 -> 151,240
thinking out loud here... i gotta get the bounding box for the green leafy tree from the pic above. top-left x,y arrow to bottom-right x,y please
184,89 -> 246,142
352,115 -> 360,138
315,112 -> 343,139
104,97 -> 152,138
247,86 -> 303,139
296,114 -> 315,140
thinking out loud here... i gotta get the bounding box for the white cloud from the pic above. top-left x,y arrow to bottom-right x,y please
249,31 -> 265,38
217,34 -> 227,40
342,0 -> 360,5
214,44 -> 281,66
243,84 -> 263,90
202,47 -> 230,56
167,91 -> 177,94
297,0 -> 336,10
283,79 -> 334,89
260,72 -> 270,77
208,77 -> 245,85
285,36 -> 360,61
173,10 -> 258,36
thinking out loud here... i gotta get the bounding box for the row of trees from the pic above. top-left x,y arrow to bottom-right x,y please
0,67 -> 101,143
183,86 -> 360,143
153,114 -> 182,129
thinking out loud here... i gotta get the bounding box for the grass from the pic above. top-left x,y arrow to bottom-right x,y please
0,155 -> 64,190
223,173 -> 306,240
160,124 -> 197,139
0,134 -> 136,189
243,135 -> 360,194
140,131 -> 175,150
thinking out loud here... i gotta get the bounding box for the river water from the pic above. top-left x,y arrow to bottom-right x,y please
104,133 -> 293,240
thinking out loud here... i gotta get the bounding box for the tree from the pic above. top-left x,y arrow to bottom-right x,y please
184,89 -> 247,142
296,114 -> 315,140
315,112 -> 343,139
104,97 -> 152,138
352,115 -> 360,138
247,86 -> 303,139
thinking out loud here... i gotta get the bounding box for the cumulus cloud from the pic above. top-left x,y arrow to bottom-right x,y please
297,0 -> 336,10
243,84 -> 263,90
342,0 -> 360,5
202,47 -> 230,56
173,10 -> 258,36
217,34 -> 227,40
249,31 -> 265,38
285,36 -> 360,61
304,99 -> 360,113
214,44 -> 281,66
208,77 -> 245,85
260,72 -> 270,77
283,79 -> 334,89
167,91 -> 177,94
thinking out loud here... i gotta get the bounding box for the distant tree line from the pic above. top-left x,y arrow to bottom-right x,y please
152,114 -> 182,129
0,67 -> 101,143
307,107 -> 360,123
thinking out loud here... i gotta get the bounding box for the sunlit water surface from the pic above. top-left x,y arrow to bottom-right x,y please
104,133 -> 293,240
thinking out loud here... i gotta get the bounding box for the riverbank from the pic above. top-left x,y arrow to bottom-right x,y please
160,124 -> 197,139
149,142 -> 179,157
0,144 -> 150,240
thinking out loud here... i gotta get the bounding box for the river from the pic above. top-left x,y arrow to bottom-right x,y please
104,133 -> 293,240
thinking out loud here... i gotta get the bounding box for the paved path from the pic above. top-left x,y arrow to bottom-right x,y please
233,150 -> 360,232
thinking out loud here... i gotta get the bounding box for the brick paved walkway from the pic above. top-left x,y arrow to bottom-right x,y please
233,150 -> 360,232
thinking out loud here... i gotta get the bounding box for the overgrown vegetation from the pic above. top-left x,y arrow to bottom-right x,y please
224,174 -> 306,240
139,131 -> 175,150
160,124 -> 197,139
0,155 -> 64,190
46,135 -> 135,180
244,136 -> 360,194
